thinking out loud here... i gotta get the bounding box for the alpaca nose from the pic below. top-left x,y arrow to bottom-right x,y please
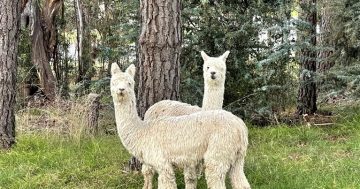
119,88 -> 125,92
210,72 -> 217,80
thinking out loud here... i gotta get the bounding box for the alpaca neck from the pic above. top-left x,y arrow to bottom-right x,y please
202,83 -> 224,110
113,97 -> 144,156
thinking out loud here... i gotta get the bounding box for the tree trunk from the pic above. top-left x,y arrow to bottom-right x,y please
104,2 -> 113,77
31,1 -> 58,100
133,0 -> 182,171
137,0 -> 182,118
75,0 -> 92,92
0,0 -> 20,149
296,0 -> 317,115
86,93 -> 101,135
21,0 -> 62,100
75,0 -> 84,80
317,0 -> 334,72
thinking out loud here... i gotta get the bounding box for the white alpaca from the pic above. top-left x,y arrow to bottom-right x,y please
144,51 -> 229,120
111,63 -> 250,189
142,51 -> 230,189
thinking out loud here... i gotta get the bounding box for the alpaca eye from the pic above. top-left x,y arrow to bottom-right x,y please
207,67 -> 210,70
128,82 -> 131,86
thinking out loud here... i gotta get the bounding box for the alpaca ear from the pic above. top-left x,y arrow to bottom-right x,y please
220,50 -> 230,61
126,64 -> 136,78
111,63 -> 121,75
201,51 -> 209,61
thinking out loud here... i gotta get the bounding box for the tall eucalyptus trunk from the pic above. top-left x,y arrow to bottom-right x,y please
21,0 -> 63,100
75,0 -> 92,88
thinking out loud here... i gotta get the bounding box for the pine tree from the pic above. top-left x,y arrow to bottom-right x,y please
296,0 -> 317,115
0,0 -> 20,149
133,0 -> 182,171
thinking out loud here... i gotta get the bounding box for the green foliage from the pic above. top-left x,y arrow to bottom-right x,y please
70,0 -> 139,99
317,0 -> 360,103
18,29 -> 32,78
94,0 -> 139,72
181,1 -> 297,124
331,0 -> 360,64
318,62 -> 360,103
17,28 -> 39,107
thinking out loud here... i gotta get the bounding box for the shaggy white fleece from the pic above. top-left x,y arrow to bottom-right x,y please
111,63 -> 250,189
142,51 -> 230,189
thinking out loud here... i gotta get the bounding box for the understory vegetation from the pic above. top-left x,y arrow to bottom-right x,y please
1,102 -> 360,188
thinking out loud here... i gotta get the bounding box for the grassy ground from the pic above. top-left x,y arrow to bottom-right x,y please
1,105 -> 360,188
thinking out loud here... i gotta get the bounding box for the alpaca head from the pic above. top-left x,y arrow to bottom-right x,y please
110,63 -> 136,102
201,50 -> 230,86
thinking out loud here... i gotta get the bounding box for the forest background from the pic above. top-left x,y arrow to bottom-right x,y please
16,0 -> 360,124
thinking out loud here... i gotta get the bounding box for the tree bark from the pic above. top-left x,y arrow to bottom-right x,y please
75,0 -> 84,78
317,0 -> 334,72
0,0 -> 20,149
137,0 -> 182,118
21,0 -> 30,12
21,0 -> 62,100
86,93 -> 101,134
75,0 -> 92,92
296,0 -> 317,115
133,0 -> 182,171
31,1 -> 58,100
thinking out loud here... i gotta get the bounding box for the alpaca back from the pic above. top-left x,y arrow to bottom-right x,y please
144,100 -> 201,120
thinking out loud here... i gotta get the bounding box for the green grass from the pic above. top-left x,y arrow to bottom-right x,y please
2,108 -> 360,188
0,135 -> 142,189
247,125 -> 360,189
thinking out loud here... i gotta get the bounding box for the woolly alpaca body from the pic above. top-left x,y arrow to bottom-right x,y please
142,100 -> 202,189
143,51 -> 229,188
111,64 -> 250,189
144,100 -> 201,120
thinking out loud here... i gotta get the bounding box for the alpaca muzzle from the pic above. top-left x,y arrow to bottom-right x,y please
210,73 -> 217,80
118,88 -> 125,96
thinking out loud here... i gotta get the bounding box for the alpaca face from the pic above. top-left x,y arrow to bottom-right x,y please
201,51 -> 230,86
110,63 -> 136,102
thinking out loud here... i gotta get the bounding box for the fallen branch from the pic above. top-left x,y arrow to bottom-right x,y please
313,123 -> 335,126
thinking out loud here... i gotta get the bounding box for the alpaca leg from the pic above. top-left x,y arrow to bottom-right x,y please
142,164 -> 155,189
204,161 -> 228,189
157,164 -> 177,189
184,165 -> 198,189
229,156 -> 251,189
